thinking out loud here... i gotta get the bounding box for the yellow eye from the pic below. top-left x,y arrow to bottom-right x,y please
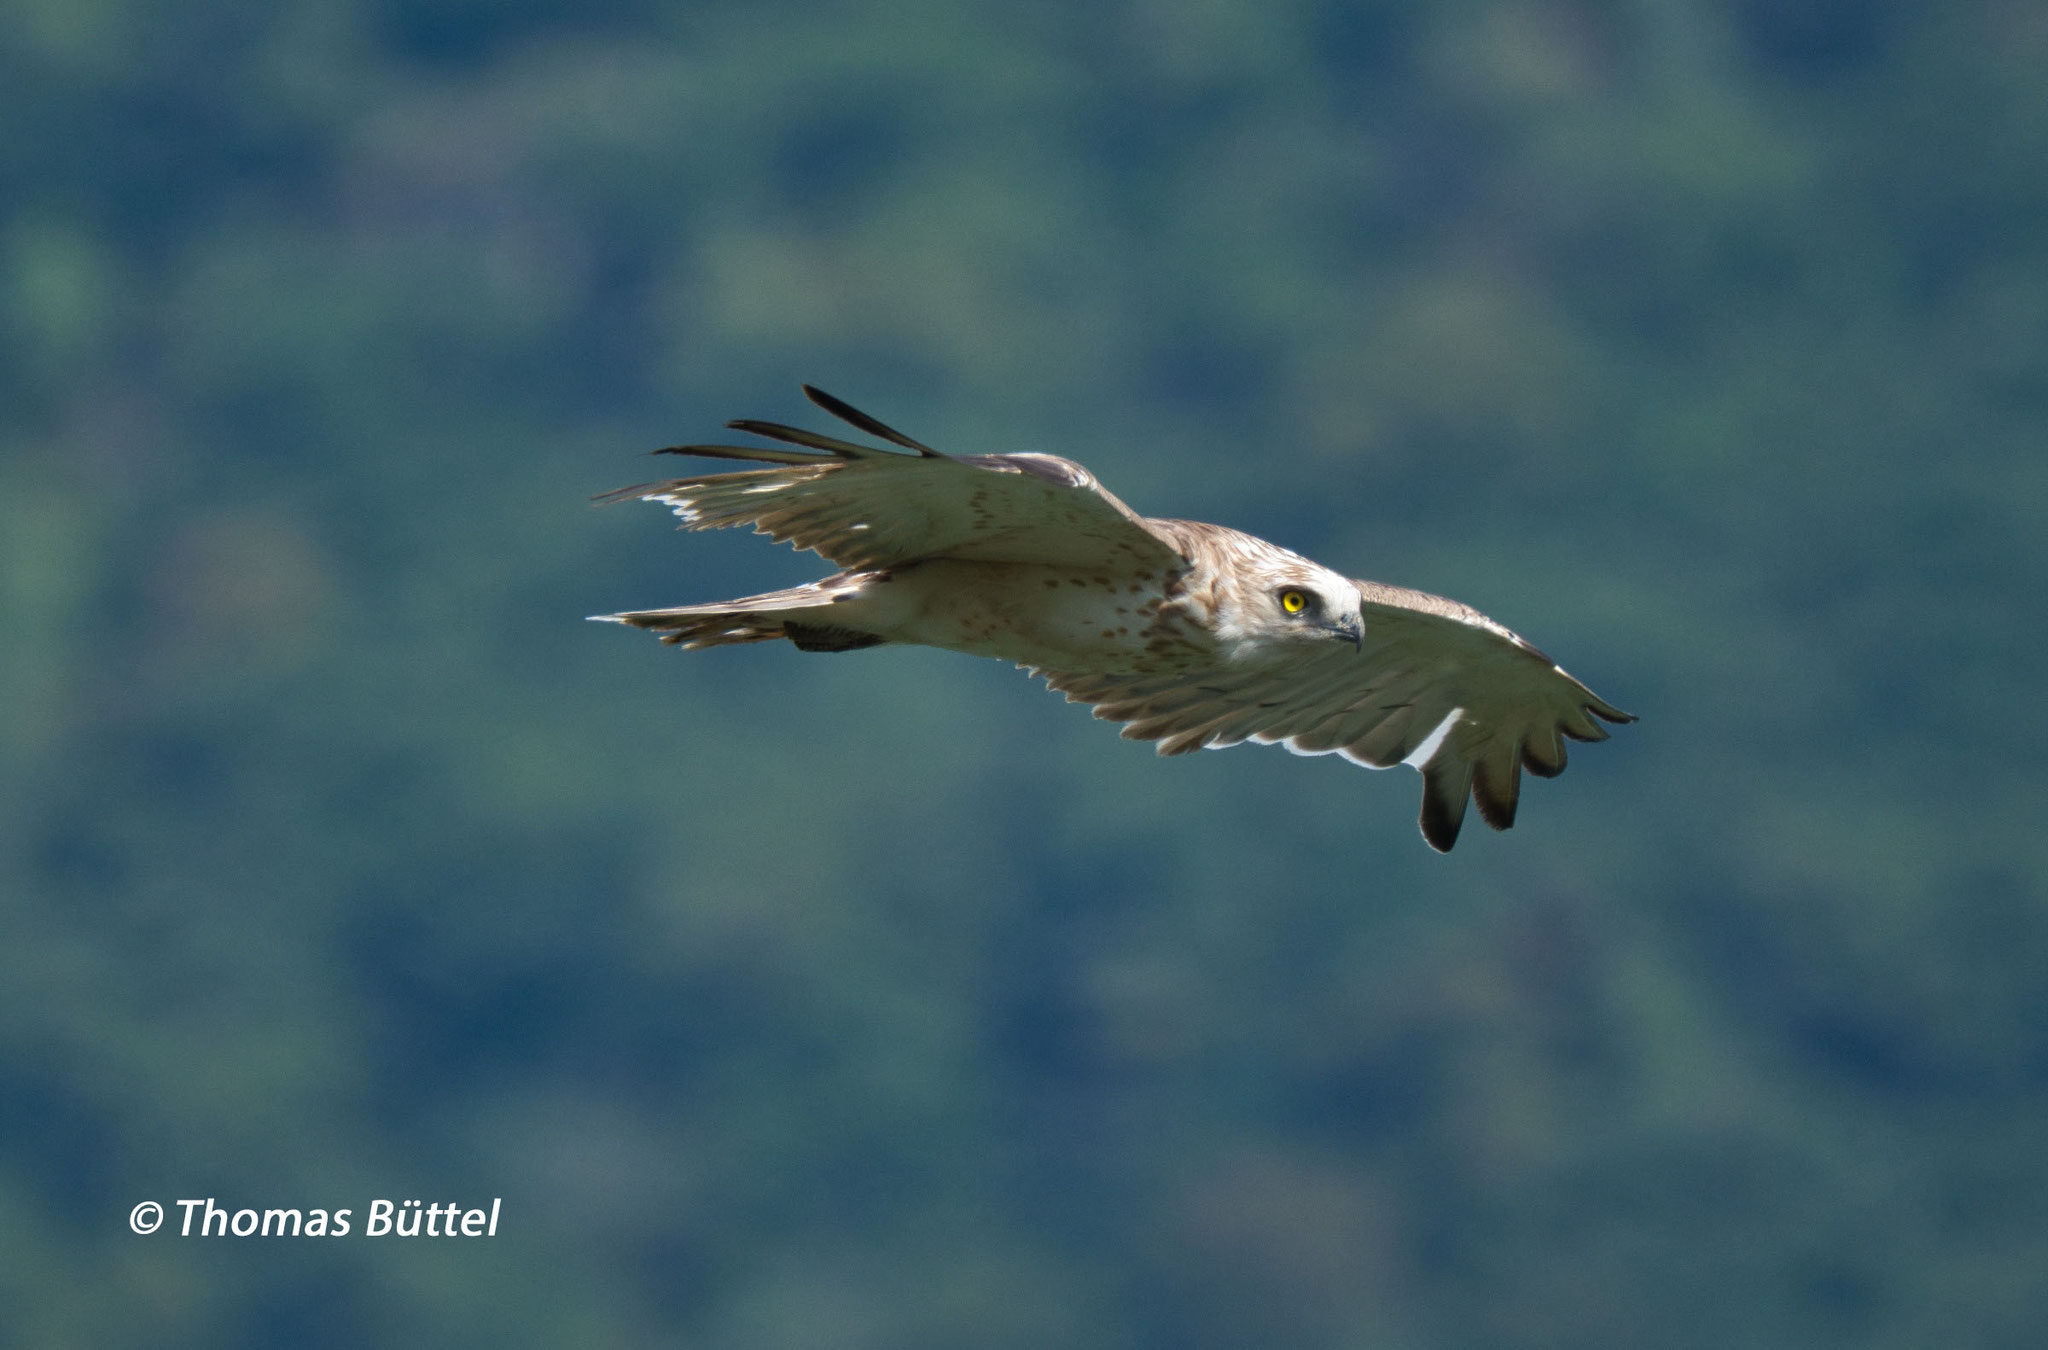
1279,588 -> 1309,615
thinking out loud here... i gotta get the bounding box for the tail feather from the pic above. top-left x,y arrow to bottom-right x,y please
590,576 -> 882,651
595,607 -> 781,648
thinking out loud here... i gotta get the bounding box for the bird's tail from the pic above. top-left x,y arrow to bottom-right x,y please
590,575 -> 887,652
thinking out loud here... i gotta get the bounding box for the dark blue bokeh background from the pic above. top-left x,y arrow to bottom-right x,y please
4,2 -> 2045,1344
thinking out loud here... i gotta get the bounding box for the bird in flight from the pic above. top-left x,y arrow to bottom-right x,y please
594,386 -> 1633,851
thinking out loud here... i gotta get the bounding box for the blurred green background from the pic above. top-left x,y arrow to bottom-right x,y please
5,1 -> 2045,1345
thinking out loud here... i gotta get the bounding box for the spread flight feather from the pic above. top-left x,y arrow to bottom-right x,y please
594,386 -> 1633,851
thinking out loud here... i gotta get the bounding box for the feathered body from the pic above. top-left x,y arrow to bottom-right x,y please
595,387 -> 1633,851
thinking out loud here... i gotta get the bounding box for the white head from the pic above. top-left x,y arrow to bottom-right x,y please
1210,534 -> 1364,659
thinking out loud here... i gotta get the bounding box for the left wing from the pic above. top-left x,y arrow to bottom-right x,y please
596,386 -> 1186,575
1036,579 -> 1633,851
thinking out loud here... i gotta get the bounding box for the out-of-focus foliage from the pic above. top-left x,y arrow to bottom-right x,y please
4,0 -> 2045,1344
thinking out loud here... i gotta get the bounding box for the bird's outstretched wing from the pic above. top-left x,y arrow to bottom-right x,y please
596,386 -> 1185,574
1035,578 -> 1634,851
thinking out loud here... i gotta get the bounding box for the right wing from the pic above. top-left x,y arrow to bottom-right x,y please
1036,578 -> 1634,852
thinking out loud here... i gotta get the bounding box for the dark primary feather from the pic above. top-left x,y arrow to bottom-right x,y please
648,385 -> 946,462
800,384 -> 945,456
711,422 -> 883,460
1420,760 -> 1474,852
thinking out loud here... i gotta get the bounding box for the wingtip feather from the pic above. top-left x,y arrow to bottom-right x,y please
1471,757 -> 1521,831
1418,762 -> 1472,852
1522,731 -> 1568,778
801,385 -> 945,457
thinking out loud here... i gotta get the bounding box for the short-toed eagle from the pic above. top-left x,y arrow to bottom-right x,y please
595,387 -> 1633,851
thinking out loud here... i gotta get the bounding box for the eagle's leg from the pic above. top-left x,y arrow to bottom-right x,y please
782,623 -> 888,652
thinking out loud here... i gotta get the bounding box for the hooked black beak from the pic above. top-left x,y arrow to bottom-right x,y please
1330,613 -> 1364,649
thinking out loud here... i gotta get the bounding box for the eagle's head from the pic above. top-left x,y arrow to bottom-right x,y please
1211,535 -> 1364,659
